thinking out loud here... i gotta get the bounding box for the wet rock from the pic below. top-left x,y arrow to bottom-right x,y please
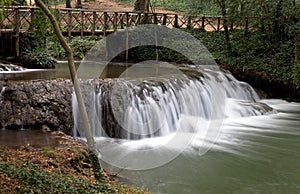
0,79 -> 73,134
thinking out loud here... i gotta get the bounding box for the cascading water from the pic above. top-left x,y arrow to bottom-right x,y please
72,65 -> 275,140
70,24 -> 300,192
0,63 -> 26,71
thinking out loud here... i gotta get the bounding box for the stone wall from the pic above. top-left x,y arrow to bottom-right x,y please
0,79 -> 73,134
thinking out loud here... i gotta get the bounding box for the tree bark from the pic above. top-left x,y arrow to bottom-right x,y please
219,0 -> 232,54
76,0 -> 82,8
134,0 -> 149,12
66,0 -> 71,8
35,0 -> 106,182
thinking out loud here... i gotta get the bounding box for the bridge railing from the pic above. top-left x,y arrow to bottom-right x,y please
0,6 -> 268,36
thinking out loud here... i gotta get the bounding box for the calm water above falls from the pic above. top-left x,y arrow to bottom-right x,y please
72,64 -> 300,193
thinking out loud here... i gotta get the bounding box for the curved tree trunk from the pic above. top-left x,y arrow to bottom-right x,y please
35,0 -> 106,182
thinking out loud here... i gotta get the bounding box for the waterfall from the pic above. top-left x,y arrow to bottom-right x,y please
0,63 -> 26,71
73,65 -> 275,140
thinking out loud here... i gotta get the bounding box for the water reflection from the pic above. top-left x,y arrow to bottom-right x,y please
0,130 -> 62,148
0,63 -> 75,80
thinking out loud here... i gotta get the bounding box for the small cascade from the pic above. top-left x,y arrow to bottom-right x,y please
73,66 -> 275,140
0,63 -> 26,71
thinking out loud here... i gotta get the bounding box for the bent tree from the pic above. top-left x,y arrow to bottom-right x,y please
34,0 -> 105,181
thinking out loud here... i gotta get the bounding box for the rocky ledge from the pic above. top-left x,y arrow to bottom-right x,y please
0,79 -> 73,134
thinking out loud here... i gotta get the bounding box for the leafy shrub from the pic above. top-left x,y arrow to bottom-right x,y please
20,33 -> 57,69
48,36 -> 102,59
21,51 -> 57,69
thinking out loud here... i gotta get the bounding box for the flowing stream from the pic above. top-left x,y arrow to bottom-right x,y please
72,64 -> 300,193
1,60 -> 298,193
109,100 -> 300,193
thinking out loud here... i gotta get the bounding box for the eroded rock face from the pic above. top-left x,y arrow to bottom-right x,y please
0,79 -> 73,134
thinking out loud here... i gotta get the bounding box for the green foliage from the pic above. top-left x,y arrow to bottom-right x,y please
186,29 -> 226,54
22,51 -> 57,68
20,34 -> 57,69
88,150 -> 107,182
31,9 -> 59,49
0,161 -> 115,193
48,36 -> 103,59
20,34 -> 101,67
48,0 -> 66,5
184,29 -> 300,100
117,0 -> 191,13
186,0 -> 220,15
151,0 -> 186,12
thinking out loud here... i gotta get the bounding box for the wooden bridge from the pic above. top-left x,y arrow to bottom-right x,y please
0,6 -> 260,57
0,6 -> 231,35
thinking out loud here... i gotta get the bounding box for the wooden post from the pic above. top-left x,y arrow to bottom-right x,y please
92,11 -> 96,36
137,13 -> 141,25
153,13 -> 158,24
120,13 -> 124,29
67,10 -> 72,37
126,12 -> 129,28
113,12 -> 118,32
163,14 -> 167,25
81,11 -> 84,37
217,17 -> 221,31
14,7 -> 20,57
143,12 -> 149,24
201,16 -> 205,30
187,16 -> 192,30
174,14 -> 179,28
103,12 -> 108,36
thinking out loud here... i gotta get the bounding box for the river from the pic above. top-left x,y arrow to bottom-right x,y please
71,63 -> 300,193
1,62 -> 299,193
103,99 -> 300,193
